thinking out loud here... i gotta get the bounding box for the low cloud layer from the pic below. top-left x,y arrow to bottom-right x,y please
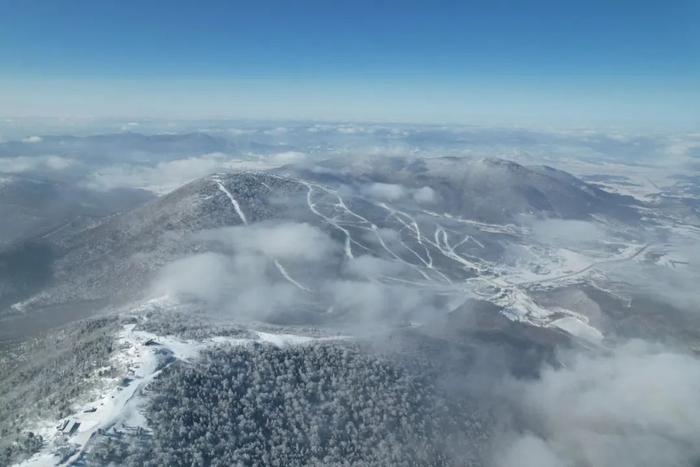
153,223 -> 332,315
2,124 -> 697,466
362,183 -> 407,201
495,341 -> 700,467
360,183 -> 438,205
196,222 -> 334,261
85,153 -> 238,194
413,186 -> 437,204
0,155 -> 74,174
84,151 -> 307,194
152,221 -> 439,327
153,251 -> 302,318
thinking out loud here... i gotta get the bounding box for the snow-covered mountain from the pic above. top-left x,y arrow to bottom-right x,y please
2,155 -> 699,467
3,157 -> 642,328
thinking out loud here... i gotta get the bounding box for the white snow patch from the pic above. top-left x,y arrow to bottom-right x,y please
212,177 -> 248,224
256,331 -> 316,346
548,316 -> 604,343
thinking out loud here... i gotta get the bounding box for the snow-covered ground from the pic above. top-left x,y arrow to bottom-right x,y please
17,169 -> 690,466
289,174 -> 647,342
16,318 -> 341,467
557,159 -> 675,202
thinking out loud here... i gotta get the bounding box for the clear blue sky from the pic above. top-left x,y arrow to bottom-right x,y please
1,0 -> 698,128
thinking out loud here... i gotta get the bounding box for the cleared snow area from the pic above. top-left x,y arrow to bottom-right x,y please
211,175 -> 248,224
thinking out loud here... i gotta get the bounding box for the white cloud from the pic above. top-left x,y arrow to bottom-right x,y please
85,154 -> 228,193
604,237 -> 700,312
22,135 -> 43,143
84,152 -> 308,194
497,341 -> 700,467
494,434 -> 567,467
343,255 -> 405,279
154,223 -> 336,319
268,151 -> 307,165
120,122 -> 141,131
154,252 -> 232,301
361,183 -> 437,205
197,222 -> 335,262
321,279 -> 430,324
263,126 -> 289,136
44,155 -> 74,170
413,186 -> 437,204
0,155 -> 74,173
336,125 -> 373,135
227,128 -> 255,136
153,221 -> 439,326
152,251 -> 302,318
362,182 -> 407,201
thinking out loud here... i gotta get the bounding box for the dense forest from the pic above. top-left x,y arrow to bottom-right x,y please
87,342 -> 492,466
0,317 -> 119,466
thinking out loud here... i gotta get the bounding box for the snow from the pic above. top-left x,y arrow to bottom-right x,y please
19,324 -> 166,466
212,176 -> 248,224
15,453 -> 55,467
256,331 -> 317,346
16,318 -> 336,466
557,248 -> 594,273
274,259 -> 312,292
293,176 -> 624,342
302,180 -> 355,259
548,316 -> 604,343
558,159 -> 673,202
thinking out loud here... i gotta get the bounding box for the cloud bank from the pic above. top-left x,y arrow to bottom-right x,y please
152,221 -> 439,327
0,155 -> 74,173
495,341 -> 700,467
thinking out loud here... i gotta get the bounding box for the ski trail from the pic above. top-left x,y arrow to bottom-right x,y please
398,237 -> 452,284
322,193 -> 436,282
333,195 -> 370,225
274,259 -> 312,292
399,237 -> 432,266
424,244 -> 434,268
433,225 -> 487,273
300,183 -> 451,284
300,180 -> 355,258
213,177 -> 248,225
376,202 -> 455,283
378,275 -> 438,287
468,236 -> 485,249
209,172 -> 605,341
379,202 -> 423,244
421,209 -> 520,235
213,175 -> 311,293
369,224 -> 433,281
452,235 -> 473,250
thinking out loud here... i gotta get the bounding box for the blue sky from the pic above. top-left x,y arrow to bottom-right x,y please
1,0 -> 698,128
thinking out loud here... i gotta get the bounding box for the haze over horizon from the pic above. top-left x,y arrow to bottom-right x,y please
1,0 -> 698,129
